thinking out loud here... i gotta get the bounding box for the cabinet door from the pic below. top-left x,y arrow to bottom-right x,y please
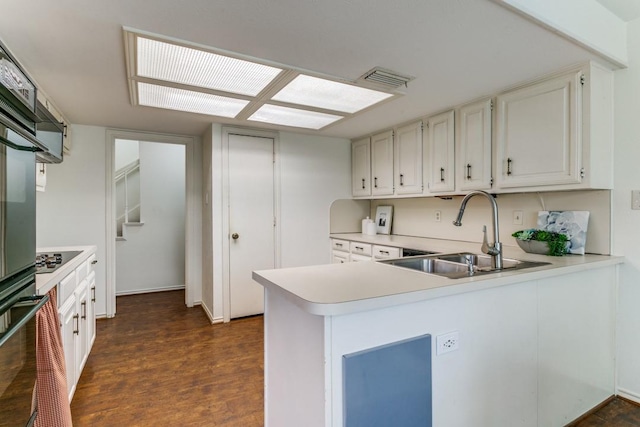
371,130 -> 394,196
456,99 -> 492,191
426,110 -> 455,193
76,280 -> 89,375
88,273 -> 96,347
394,121 -> 423,195
59,296 -> 77,401
352,138 -> 371,197
495,72 -> 582,188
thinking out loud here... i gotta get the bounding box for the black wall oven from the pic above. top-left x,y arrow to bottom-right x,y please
0,39 -> 44,427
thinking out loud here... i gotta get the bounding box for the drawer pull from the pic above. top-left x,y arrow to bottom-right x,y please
335,243 -> 343,247
380,250 -> 389,255
355,246 -> 363,251
91,259 -> 98,265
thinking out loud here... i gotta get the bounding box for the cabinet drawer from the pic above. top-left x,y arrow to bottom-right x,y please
372,245 -> 401,259
350,253 -> 372,262
59,272 -> 77,306
87,253 -> 97,275
350,242 -> 372,256
332,251 -> 350,264
76,259 -> 88,283
331,239 -> 350,253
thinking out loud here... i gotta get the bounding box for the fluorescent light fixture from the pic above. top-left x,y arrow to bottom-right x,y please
248,104 -> 343,129
271,74 -> 393,113
138,82 -> 249,118
137,37 -> 282,96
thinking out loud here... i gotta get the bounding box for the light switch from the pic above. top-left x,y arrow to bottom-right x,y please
632,190 -> 640,210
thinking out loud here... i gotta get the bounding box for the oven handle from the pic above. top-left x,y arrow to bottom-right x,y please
0,294 -> 49,348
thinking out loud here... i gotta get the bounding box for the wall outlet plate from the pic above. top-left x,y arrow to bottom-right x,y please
513,210 -> 523,225
435,210 -> 441,222
436,331 -> 459,355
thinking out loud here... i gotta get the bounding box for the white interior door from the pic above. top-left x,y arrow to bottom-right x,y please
228,134 -> 275,318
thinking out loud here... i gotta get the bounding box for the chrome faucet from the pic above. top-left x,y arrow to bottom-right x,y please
452,190 -> 503,270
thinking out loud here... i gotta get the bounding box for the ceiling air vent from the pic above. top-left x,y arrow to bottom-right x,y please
358,67 -> 414,91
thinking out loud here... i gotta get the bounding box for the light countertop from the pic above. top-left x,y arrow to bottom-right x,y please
253,237 -> 623,316
36,246 -> 97,295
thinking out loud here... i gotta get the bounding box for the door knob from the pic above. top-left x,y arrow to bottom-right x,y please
231,233 -> 239,240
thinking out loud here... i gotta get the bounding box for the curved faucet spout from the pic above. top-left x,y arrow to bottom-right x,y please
452,190 -> 503,270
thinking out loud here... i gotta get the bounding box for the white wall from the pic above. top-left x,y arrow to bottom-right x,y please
114,139 -> 139,170
612,16 -> 640,403
203,126 -> 350,322
36,125 -> 108,315
115,142 -> 186,295
371,190 -> 611,255
278,132 -> 352,267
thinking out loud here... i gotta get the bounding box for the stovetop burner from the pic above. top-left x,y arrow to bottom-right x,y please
35,251 -> 82,274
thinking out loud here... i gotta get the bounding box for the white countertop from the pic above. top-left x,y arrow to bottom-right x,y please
36,246 -> 97,295
253,237 -> 623,316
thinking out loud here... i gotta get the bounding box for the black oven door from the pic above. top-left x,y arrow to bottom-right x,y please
0,274 -> 48,427
0,123 -> 36,290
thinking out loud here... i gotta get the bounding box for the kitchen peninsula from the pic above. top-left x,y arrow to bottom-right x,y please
253,243 -> 623,427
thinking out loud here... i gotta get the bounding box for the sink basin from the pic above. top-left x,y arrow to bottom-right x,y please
436,252 -> 522,269
380,252 -> 550,279
385,257 -> 474,278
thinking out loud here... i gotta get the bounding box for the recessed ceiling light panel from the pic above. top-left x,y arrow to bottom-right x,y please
138,82 -> 249,118
271,75 -> 393,113
137,37 -> 282,96
248,104 -> 343,129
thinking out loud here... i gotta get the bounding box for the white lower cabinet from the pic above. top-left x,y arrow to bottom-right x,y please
57,252 -> 97,402
330,238 -> 401,263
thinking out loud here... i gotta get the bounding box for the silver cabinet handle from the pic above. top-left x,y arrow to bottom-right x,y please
91,286 -> 96,303
73,314 -> 80,335
466,164 -> 472,180
81,301 -> 87,320
507,158 -> 513,176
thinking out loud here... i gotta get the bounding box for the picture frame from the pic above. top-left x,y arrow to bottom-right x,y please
375,205 -> 393,235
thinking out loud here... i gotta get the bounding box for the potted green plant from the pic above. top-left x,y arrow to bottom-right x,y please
512,229 -> 569,256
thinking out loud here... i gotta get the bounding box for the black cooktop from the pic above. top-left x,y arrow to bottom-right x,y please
35,251 -> 82,274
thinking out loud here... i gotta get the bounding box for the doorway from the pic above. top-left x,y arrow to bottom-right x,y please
105,129 -> 201,318
114,139 -> 186,296
222,129 -> 278,321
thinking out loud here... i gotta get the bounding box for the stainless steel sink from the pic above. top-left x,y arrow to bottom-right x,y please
380,252 -> 550,279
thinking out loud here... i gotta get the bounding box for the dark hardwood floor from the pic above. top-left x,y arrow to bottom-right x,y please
71,290 -> 264,426
71,290 -> 640,426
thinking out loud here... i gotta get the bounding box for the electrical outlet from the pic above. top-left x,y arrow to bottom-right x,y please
435,210 -> 441,222
436,331 -> 459,355
632,191 -> 640,210
513,210 -> 523,225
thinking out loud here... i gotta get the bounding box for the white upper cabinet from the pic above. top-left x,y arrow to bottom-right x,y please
425,110 -> 455,193
371,130 -> 394,196
456,99 -> 492,191
394,121 -> 423,195
351,137 -> 371,197
494,62 -> 613,192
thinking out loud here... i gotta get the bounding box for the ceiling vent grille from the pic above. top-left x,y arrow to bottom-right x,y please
358,68 -> 414,90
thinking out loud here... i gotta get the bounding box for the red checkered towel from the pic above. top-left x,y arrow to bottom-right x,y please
34,287 -> 73,427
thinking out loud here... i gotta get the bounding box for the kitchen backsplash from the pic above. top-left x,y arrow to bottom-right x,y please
369,190 -> 611,255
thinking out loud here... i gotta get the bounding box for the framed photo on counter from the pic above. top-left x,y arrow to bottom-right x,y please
375,205 -> 393,235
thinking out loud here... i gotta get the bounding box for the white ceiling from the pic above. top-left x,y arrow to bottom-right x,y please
0,0 -> 615,139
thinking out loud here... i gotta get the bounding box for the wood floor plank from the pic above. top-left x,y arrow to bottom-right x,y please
71,290 -> 264,426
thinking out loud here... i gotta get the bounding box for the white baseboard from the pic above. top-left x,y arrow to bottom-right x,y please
115,285 -> 185,296
200,301 -> 223,324
617,387 -> 640,404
